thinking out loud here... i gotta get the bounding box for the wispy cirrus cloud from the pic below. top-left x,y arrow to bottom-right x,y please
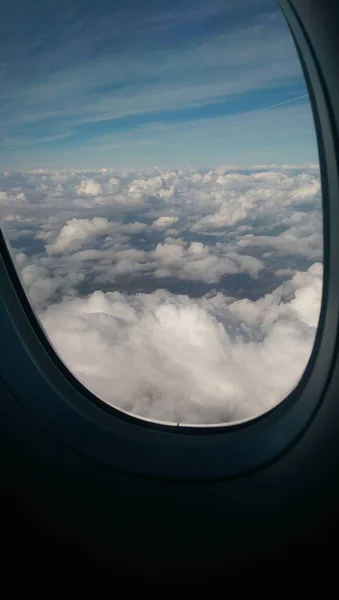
0,0 -> 316,168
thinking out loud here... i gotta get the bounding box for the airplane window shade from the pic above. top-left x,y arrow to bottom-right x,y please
0,0 -> 335,480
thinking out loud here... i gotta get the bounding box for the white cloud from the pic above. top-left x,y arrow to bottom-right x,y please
284,262 -> 323,327
76,178 -> 103,196
46,217 -> 112,255
99,239 -> 265,284
190,170 -> 321,234
152,241 -> 264,283
122,222 -> 148,234
38,263 -> 322,425
0,164 -> 323,424
15,252 -> 28,266
151,216 -> 179,229
237,228 -> 322,259
0,190 -> 27,205
191,204 -> 250,230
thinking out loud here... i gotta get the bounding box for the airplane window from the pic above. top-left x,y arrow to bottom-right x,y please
0,0 -> 323,427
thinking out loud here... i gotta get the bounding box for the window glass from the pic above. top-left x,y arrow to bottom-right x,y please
0,0 -> 323,425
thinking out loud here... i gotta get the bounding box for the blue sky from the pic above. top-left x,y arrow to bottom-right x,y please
0,0 -> 318,169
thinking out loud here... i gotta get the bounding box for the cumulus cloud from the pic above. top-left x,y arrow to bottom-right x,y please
122,221 -> 148,234
151,241 -> 264,283
0,190 -> 27,205
191,204 -> 249,230
46,217 -> 112,255
0,164 -> 323,424
20,263 -> 84,308
189,169 -> 322,237
76,178 -> 103,196
151,216 -> 179,229
237,228 -> 322,259
83,239 -> 265,285
39,263 -> 322,424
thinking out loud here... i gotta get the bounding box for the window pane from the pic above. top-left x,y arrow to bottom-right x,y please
0,0 -> 323,425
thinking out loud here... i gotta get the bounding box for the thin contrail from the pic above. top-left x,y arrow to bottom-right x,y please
247,93 -> 309,116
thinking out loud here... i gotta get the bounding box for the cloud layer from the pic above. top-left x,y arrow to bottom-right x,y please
0,164 -> 323,424
40,262 -> 322,424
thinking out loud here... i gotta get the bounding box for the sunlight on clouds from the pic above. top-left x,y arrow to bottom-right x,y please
152,216 -> 179,229
39,263 -> 322,424
46,217 -> 112,255
0,0 -> 323,425
0,163 -> 323,425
